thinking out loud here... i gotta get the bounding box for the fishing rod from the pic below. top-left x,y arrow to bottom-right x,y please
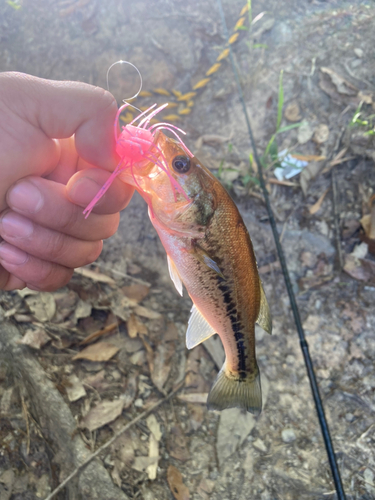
215,1 -> 346,498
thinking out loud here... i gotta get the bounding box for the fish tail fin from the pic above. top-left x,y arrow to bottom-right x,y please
207,364 -> 262,416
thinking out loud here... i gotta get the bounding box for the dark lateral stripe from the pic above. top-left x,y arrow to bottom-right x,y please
217,277 -> 247,376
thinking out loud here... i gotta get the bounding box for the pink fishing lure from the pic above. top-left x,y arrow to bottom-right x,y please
83,103 -> 193,218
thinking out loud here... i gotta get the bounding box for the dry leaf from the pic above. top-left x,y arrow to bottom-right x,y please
135,305 -> 162,319
309,188 -> 330,215
300,161 -> 325,195
360,215 -> 371,237
111,292 -> 137,322
197,478 -> 215,500
65,374 -> 87,402
25,293 -> 56,322
74,266 -> 116,284
167,465 -> 190,500
150,342 -> 175,392
320,67 -> 357,95
164,322 -> 179,341
72,342 -> 119,361
284,101 -> 301,122
0,469 -> 15,500
358,90 -> 373,104
17,288 -> 38,298
80,323 -> 118,346
342,219 -> 361,239
18,328 -> 50,349
123,374 -> 138,408
127,314 -> 147,338
344,255 -> 375,283
132,456 -> 158,473
297,121 -> 314,144
177,393 -> 208,404
188,404 -> 206,431
74,299 -> 92,320
80,399 -> 125,432
122,284 -> 150,302
168,425 -> 189,461
292,154 -> 326,162
313,124 -> 330,144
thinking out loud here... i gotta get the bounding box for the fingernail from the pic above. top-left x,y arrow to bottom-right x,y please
8,181 -> 44,214
0,212 -> 34,239
68,178 -> 104,207
0,242 -> 28,265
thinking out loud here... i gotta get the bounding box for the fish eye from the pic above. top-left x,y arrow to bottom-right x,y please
172,155 -> 191,173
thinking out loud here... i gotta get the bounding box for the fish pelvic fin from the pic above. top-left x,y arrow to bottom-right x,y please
256,280 -> 272,335
207,364 -> 262,416
167,255 -> 183,296
186,305 -> 216,349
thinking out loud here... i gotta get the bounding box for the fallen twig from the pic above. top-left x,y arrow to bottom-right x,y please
44,381 -> 185,500
331,166 -> 343,270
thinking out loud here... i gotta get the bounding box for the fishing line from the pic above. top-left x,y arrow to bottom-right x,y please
215,1 -> 346,498
106,60 -> 143,114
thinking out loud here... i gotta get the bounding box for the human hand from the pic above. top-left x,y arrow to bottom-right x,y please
0,72 -> 134,291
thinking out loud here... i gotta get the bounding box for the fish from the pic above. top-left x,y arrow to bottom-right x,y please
84,105 -> 272,415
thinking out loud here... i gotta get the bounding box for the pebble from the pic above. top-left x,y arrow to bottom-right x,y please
354,48 -> 363,58
134,398 -> 143,408
253,438 -> 267,452
281,428 -> 296,443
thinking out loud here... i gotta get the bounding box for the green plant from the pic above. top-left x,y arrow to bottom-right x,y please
261,70 -> 302,169
350,102 -> 375,135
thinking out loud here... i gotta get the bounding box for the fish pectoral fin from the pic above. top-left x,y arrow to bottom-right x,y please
207,363 -> 262,415
256,280 -> 272,334
167,255 -> 183,297
186,305 -> 216,349
193,244 -> 225,279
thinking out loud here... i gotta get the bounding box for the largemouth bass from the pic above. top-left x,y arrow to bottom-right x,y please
84,105 -> 272,414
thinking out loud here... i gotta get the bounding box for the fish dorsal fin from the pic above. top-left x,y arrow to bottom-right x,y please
256,280 -> 272,334
193,244 -> 225,279
167,255 -> 183,296
186,305 -> 216,349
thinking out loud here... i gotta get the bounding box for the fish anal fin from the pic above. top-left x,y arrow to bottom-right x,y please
207,364 -> 262,416
186,305 -> 216,349
193,244 -> 225,279
256,280 -> 272,335
167,255 -> 183,296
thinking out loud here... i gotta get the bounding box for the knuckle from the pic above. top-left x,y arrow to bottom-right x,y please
45,232 -> 67,261
57,205 -> 80,233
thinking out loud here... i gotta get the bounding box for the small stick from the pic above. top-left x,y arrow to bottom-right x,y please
332,166 -> 344,270
44,381 -> 185,500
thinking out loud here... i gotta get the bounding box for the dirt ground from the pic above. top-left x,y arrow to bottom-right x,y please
1,0 -> 375,499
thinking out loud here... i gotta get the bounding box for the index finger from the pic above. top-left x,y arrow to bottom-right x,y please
1,72 -> 118,170
0,73 -> 119,211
